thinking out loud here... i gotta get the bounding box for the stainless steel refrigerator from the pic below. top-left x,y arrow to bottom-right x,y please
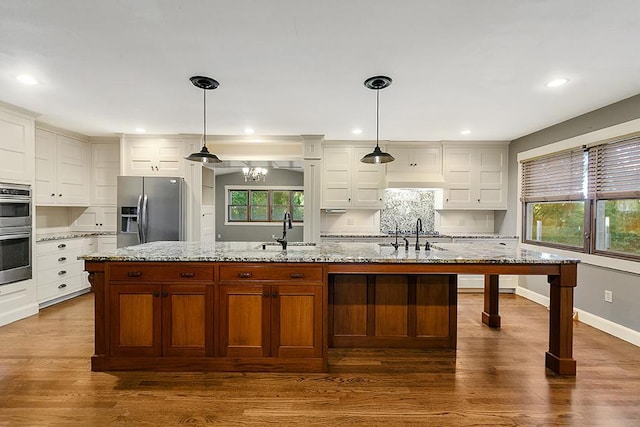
117,176 -> 186,248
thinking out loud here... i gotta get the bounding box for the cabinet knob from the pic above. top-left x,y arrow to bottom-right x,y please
58,257 -> 67,262
272,291 -> 278,298
51,193 -> 55,197
58,283 -> 67,289
58,270 -> 67,276
127,271 -> 143,278
263,291 -> 269,298
59,194 -> 62,197
289,273 -> 305,279
162,291 -> 168,298
237,272 -> 253,278
180,272 -> 195,278
477,199 -> 481,202
153,291 -> 160,297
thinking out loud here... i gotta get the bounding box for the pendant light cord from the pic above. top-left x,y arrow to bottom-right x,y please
376,88 -> 380,148
203,88 -> 207,148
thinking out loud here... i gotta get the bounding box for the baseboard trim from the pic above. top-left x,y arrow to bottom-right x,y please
516,286 -> 640,348
0,303 -> 39,327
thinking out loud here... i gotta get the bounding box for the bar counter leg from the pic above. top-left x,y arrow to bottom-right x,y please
482,274 -> 500,328
545,264 -> 577,376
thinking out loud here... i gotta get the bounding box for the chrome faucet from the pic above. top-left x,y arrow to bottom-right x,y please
415,218 -> 423,251
275,212 -> 293,249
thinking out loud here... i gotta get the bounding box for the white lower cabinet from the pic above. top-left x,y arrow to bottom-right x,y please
36,238 -> 92,307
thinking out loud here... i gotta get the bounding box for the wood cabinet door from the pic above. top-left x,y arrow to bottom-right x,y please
109,284 -> 162,357
219,284 -> 270,357
162,284 -> 211,357
271,284 -> 323,358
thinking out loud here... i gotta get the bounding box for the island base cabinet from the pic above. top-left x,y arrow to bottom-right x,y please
329,274 -> 457,349
219,284 -> 323,359
109,283 -> 211,358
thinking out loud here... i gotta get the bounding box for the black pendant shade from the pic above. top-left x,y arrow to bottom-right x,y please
185,75 -> 222,164
360,76 -> 394,164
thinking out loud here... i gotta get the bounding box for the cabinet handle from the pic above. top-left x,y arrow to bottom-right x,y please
272,291 -> 278,298
180,272 -> 195,278
263,291 -> 269,297
237,272 -> 253,278
50,193 -> 55,197
289,273 -> 305,279
162,291 -> 168,297
58,257 -> 67,262
58,270 -> 67,276
153,291 -> 160,297
58,284 -> 67,289
57,243 -> 67,249
127,271 -> 143,278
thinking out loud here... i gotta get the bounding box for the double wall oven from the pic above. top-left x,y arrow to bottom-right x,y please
0,183 -> 32,285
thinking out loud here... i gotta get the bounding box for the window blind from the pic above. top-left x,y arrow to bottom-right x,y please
521,147 -> 586,202
588,136 -> 640,199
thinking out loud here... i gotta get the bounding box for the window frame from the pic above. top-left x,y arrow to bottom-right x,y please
225,185 -> 304,225
520,135 -> 640,262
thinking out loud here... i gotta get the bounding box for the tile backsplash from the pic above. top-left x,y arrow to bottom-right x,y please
380,189 -> 436,234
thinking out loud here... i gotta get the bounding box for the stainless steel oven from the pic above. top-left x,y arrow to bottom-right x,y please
0,183 -> 32,285
0,182 -> 32,228
0,226 -> 32,285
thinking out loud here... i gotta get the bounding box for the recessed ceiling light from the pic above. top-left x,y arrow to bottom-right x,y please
546,78 -> 569,88
244,127 -> 255,134
16,74 -> 38,85
135,127 -> 146,133
460,129 -> 471,135
352,129 -> 363,135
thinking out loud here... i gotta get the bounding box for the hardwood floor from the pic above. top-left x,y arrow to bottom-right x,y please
1,293 -> 639,426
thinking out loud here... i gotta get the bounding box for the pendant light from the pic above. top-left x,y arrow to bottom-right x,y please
185,75 -> 223,164
360,75 -> 394,164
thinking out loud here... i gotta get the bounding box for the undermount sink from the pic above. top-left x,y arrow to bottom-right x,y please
258,242 -> 317,251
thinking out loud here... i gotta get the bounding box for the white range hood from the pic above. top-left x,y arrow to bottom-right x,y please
384,172 -> 446,188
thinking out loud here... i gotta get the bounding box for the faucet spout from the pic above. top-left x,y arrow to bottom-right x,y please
415,218 -> 423,251
276,212 -> 293,250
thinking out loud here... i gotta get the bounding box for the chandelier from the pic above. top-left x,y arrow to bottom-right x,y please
242,167 -> 268,182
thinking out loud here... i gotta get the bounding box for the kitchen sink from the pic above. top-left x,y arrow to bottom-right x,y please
258,242 -> 317,251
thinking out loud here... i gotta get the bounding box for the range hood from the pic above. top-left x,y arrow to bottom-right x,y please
384,172 -> 446,188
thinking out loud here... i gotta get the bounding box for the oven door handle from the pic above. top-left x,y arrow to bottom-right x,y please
136,195 -> 143,244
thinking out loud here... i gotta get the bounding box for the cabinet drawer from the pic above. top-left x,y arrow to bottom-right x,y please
37,262 -> 84,284
37,238 -> 85,254
219,265 -> 323,282
37,275 -> 84,302
109,263 -> 214,282
37,248 -> 83,270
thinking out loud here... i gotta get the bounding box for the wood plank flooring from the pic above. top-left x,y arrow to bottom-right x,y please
1,293 -> 639,426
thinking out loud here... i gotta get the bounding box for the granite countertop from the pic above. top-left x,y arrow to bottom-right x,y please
37,231 -> 117,242
79,240 -> 578,265
321,233 -> 519,239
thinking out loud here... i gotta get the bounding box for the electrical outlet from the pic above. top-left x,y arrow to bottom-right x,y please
604,290 -> 613,303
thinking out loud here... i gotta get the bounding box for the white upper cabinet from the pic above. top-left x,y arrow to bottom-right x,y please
442,144 -> 508,210
121,137 -> 185,176
384,144 -> 444,187
321,145 -> 384,209
35,128 -> 89,206
0,106 -> 35,184
91,142 -> 119,205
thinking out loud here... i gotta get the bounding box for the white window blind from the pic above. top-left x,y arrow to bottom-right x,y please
588,136 -> 640,199
521,147 -> 586,202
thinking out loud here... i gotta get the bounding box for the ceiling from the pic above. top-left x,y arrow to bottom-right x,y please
2,0 -> 640,143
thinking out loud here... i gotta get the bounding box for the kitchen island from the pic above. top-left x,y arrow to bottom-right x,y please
82,241 -> 579,375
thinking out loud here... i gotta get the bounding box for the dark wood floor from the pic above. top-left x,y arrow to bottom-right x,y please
1,293 -> 639,426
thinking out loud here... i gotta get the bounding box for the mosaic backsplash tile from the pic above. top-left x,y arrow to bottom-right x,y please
380,189 -> 435,234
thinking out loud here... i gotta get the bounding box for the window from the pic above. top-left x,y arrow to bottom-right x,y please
228,188 -> 304,223
521,136 -> 640,260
